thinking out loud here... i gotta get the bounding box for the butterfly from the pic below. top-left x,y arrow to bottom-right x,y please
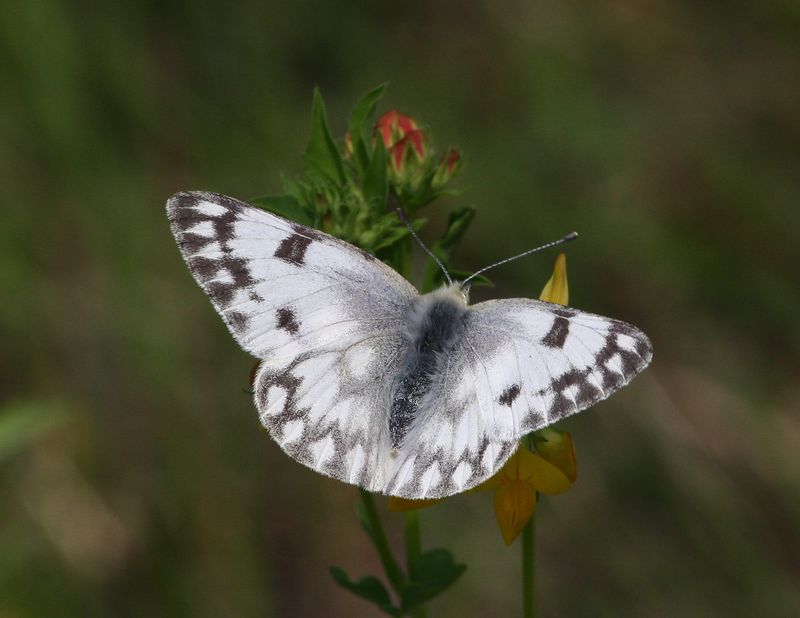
167,191 -> 653,499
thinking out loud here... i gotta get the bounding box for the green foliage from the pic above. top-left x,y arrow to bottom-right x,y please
329,567 -> 400,616
303,88 -> 346,185
330,548 -> 466,616
347,82 -> 389,175
402,549 -> 467,610
248,194 -> 314,227
422,206 -> 475,291
248,85 -> 468,281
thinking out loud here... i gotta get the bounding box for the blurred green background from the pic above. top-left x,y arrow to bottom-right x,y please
2,1 -> 799,616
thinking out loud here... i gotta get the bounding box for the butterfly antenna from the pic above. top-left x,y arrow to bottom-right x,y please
396,207 -> 453,286
462,231 -> 578,286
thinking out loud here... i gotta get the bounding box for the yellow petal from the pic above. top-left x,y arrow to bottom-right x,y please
535,429 -> 577,484
470,444 -> 527,493
473,445 -> 571,495
387,496 -> 441,512
494,480 -> 537,545
539,253 -> 569,305
514,447 -> 571,495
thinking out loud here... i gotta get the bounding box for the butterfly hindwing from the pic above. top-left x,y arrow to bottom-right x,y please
253,328 -> 407,492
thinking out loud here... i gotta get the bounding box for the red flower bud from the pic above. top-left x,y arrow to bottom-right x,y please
432,148 -> 461,189
389,129 -> 427,172
375,109 -> 420,148
388,129 -> 428,188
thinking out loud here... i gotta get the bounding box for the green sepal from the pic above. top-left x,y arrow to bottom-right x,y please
329,567 -> 401,616
249,194 -> 315,227
400,549 -> 467,612
303,88 -> 346,185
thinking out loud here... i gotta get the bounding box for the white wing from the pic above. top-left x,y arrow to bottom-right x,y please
167,191 -> 417,491
167,191 -> 416,359
384,299 -> 653,499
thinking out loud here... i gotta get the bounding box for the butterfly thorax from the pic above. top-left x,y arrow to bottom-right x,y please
389,286 -> 467,450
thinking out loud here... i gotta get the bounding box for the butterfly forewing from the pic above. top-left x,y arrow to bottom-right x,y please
463,299 -> 653,434
167,191 -> 417,358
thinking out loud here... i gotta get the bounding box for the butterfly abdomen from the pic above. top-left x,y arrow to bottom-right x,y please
390,287 -> 467,449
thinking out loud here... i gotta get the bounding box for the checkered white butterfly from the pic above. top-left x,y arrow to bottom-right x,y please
167,191 -> 652,498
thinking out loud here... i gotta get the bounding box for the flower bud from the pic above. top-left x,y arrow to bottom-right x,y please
375,109 -> 419,148
388,129 -> 427,186
432,148 -> 461,190
534,429 -> 577,484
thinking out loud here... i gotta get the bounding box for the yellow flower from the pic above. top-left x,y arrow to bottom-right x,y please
478,445 -> 571,545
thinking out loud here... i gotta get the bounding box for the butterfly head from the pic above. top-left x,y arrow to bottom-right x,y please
433,281 -> 469,305
456,281 -> 471,304
421,282 -> 469,307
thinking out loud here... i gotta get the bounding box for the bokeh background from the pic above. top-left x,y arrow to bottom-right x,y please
2,1 -> 799,616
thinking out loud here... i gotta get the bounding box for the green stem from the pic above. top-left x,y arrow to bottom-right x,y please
404,511 -> 422,572
522,512 -> 536,618
404,511 -> 428,618
358,489 -> 406,593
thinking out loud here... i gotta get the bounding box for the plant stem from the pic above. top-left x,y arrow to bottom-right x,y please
522,513 -> 536,618
358,488 -> 406,593
404,511 -> 422,572
404,511 -> 428,618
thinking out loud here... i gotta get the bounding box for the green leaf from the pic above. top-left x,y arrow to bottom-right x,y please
348,83 -> 387,145
400,549 -> 467,612
329,566 -> 401,616
422,207 -> 475,292
0,400 -> 67,463
372,217 -> 425,253
348,83 -> 388,172
437,207 -> 475,254
363,139 -> 388,212
249,194 -> 314,226
303,88 -> 346,185
280,174 -> 307,203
